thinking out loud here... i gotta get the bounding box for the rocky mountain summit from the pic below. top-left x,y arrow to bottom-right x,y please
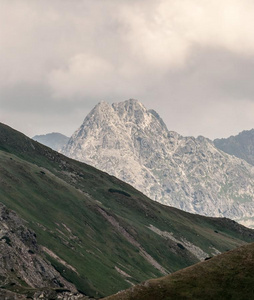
62,99 -> 254,228
214,129 -> 254,166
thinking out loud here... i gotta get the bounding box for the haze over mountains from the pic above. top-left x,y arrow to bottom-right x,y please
214,129 -> 254,166
62,99 -> 254,228
33,133 -> 69,152
1,122 -> 254,299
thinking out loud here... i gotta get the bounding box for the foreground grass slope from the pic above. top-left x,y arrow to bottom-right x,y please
104,242 -> 254,300
0,123 -> 254,298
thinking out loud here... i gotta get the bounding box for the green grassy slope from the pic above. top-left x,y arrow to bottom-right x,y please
0,123 -> 254,298
104,242 -> 254,300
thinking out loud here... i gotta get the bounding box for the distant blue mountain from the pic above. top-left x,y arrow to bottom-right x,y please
33,132 -> 69,151
214,129 -> 254,166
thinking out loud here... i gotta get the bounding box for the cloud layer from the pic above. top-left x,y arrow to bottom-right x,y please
1,0 -> 254,138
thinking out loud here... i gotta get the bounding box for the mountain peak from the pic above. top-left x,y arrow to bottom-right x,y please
62,101 -> 254,228
84,99 -> 165,131
94,99 -> 145,113
92,101 -> 113,114
95,100 -> 111,108
111,99 -> 152,127
112,98 -> 146,110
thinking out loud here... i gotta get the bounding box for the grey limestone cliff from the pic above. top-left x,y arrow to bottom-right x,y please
62,99 -> 254,228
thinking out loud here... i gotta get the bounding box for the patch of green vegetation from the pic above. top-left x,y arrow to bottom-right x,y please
108,189 -> 131,197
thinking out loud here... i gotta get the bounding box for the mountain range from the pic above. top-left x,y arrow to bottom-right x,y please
62,99 -> 254,228
1,122 -> 254,298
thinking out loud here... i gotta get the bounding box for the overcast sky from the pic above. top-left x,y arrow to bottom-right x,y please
1,0 -> 254,139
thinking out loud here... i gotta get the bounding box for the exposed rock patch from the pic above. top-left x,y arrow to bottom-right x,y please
148,224 -> 208,260
0,202 -> 83,299
97,207 -> 168,275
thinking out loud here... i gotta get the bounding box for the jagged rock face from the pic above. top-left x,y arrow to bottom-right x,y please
214,129 -> 254,166
0,202 -> 82,299
62,99 -> 254,228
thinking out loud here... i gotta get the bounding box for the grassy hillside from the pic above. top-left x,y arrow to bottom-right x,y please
0,123 -> 254,298
104,242 -> 254,300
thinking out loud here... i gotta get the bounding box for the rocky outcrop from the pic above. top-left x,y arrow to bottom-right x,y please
0,202 -> 84,299
62,99 -> 254,228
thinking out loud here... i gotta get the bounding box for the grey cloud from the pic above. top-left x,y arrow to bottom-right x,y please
1,1 -> 254,139
135,47 -> 254,138
0,82 -> 99,115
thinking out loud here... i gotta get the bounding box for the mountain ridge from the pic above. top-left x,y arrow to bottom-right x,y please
214,128 -> 254,166
62,99 -> 254,228
104,242 -> 254,300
